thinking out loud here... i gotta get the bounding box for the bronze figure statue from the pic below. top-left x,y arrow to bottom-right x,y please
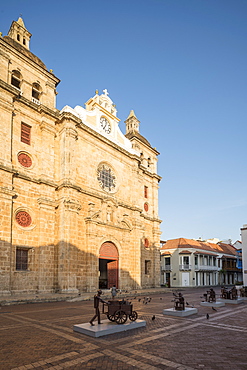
220,286 -> 238,300
203,288 -> 216,302
90,290 -> 109,326
173,292 -> 185,311
240,286 -> 247,297
89,289 -> 139,326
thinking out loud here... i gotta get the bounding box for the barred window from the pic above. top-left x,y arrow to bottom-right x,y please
145,260 -> 151,275
16,248 -> 28,271
97,164 -> 116,192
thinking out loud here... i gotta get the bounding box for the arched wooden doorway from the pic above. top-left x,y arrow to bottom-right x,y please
99,242 -> 119,289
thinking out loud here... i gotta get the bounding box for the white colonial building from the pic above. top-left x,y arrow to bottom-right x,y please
160,238 -> 241,288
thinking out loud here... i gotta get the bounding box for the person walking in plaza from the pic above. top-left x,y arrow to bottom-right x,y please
111,285 -> 118,300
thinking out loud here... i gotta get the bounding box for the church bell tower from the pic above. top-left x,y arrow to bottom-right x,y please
7,17 -> 32,50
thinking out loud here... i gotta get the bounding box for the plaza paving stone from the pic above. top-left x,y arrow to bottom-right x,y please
0,287 -> 246,369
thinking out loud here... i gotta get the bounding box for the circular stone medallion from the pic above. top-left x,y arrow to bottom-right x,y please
144,238 -> 149,248
18,153 -> 32,168
16,211 -> 32,227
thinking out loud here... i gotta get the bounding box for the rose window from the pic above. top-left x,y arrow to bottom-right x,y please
97,164 -> 116,193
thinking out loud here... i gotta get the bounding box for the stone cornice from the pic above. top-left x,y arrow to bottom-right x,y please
0,167 -> 160,219
139,164 -> 162,181
37,197 -> 57,209
56,182 -> 143,214
0,167 -> 58,188
127,134 -> 160,155
85,218 -> 131,232
91,102 -> 121,122
0,186 -> 16,198
0,79 -> 22,99
0,163 -> 14,174
58,198 -> 82,213
56,111 -> 82,125
75,120 -> 141,162
0,79 -> 59,119
0,38 -> 60,86
140,213 -> 162,224
40,122 -> 56,135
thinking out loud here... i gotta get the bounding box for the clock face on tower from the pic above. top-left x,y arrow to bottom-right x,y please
100,117 -> 111,134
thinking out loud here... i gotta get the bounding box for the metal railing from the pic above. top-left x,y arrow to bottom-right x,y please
162,265 -> 171,271
179,264 -> 191,270
32,97 -> 41,105
194,264 -> 218,271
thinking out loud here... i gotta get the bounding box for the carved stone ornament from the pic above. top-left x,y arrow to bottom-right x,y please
144,202 -> 149,212
18,152 -> 32,167
16,210 -> 32,227
63,199 -> 81,213
144,238 -> 149,248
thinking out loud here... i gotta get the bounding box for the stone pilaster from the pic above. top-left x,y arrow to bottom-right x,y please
56,196 -> 81,293
39,121 -> 56,181
0,185 -> 16,294
37,197 -> 57,293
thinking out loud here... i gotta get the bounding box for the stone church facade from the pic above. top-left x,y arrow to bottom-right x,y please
0,18 -> 162,295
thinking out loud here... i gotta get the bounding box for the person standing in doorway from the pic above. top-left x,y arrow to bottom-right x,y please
111,285 -> 117,300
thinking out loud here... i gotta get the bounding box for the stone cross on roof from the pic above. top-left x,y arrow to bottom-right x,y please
103,89 -> 109,96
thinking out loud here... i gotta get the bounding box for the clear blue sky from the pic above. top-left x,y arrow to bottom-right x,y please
1,0 -> 246,242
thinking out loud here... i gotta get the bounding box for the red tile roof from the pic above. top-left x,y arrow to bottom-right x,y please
160,237 -> 236,257
194,251 -> 218,256
161,251 -> 171,256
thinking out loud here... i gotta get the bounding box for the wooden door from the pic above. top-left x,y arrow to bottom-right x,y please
107,260 -> 118,288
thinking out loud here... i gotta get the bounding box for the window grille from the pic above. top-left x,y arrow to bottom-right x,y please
16,248 -> 28,271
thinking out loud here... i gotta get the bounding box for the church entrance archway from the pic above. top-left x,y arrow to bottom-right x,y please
99,242 -> 119,289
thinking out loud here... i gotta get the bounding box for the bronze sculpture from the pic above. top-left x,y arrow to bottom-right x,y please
220,286 -> 238,300
203,288 -> 216,302
240,286 -> 247,297
103,299 -> 138,324
89,290 -> 138,325
173,292 -> 185,311
90,290 -> 109,326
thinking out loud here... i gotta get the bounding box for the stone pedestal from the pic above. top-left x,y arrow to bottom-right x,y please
163,307 -> 198,317
218,298 -> 244,304
200,301 -> 225,307
73,319 -> 146,338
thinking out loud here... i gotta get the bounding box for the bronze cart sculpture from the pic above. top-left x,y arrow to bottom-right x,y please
220,286 -> 238,300
102,299 -> 138,324
240,286 -> 247,297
